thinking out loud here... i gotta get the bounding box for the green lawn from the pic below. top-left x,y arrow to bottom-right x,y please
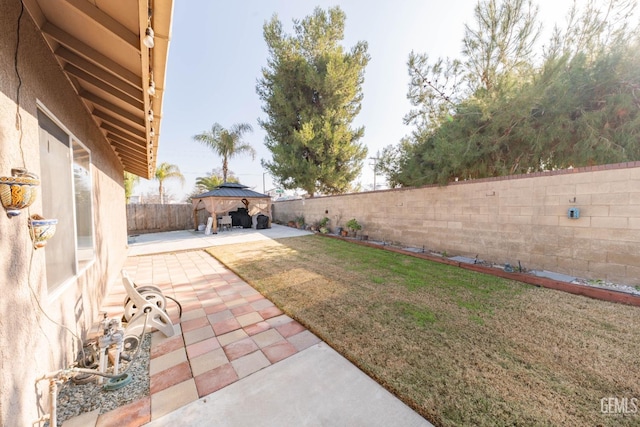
206,235 -> 640,426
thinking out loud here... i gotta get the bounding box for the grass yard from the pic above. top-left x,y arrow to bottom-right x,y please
205,235 -> 640,426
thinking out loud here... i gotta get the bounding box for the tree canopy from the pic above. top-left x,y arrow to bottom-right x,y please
256,6 -> 370,196
196,169 -> 239,193
380,0 -> 640,187
186,168 -> 240,201
193,123 -> 256,183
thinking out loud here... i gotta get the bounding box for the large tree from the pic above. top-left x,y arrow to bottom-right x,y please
193,123 -> 255,183
256,6 -> 369,196
154,162 -> 185,204
382,0 -> 640,186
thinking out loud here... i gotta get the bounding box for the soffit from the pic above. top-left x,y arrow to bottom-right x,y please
22,0 -> 173,179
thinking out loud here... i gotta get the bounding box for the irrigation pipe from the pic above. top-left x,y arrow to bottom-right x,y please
34,311 -> 150,427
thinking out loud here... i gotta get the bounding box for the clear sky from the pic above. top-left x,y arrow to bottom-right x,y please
137,0 -> 586,201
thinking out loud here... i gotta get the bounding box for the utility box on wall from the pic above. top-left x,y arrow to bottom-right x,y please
568,207 -> 580,219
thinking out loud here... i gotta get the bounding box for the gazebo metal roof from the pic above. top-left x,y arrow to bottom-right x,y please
194,182 -> 270,199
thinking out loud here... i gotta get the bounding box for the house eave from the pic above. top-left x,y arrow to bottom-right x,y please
22,0 -> 173,179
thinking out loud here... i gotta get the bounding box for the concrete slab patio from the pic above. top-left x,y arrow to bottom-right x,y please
127,224 -> 312,256
74,225 -> 432,426
146,343 -> 428,427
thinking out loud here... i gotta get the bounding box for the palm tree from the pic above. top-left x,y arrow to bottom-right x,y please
194,169 -> 240,194
154,162 -> 185,204
195,175 -> 224,193
192,123 -> 256,182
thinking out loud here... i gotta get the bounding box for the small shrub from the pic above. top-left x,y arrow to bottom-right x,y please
346,218 -> 362,232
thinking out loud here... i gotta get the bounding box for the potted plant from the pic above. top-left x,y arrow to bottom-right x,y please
295,215 -> 305,229
318,217 -> 330,234
346,218 -> 362,237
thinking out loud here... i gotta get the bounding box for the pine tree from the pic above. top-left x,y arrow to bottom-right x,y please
256,6 -> 369,196
382,0 -> 640,187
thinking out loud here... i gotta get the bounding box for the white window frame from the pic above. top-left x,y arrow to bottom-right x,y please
37,102 -> 96,300
71,137 -> 96,269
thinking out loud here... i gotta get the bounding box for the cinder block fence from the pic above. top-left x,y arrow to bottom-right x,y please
273,163 -> 640,286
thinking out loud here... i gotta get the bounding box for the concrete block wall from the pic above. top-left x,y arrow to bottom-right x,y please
273,163 -> 640,285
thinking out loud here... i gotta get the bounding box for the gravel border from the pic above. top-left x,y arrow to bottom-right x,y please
54,333 -> 151,426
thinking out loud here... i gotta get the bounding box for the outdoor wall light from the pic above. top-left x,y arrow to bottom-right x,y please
143,26 -> 155,49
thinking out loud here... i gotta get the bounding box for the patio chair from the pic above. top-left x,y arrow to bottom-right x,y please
219,215 -> 232,231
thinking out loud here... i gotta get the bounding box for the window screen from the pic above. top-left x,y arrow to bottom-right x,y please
38,110 -> 75,290
37,110 -> 95,291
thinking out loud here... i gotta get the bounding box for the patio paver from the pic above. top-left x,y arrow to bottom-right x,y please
67,228 -> 429,426
92,249 -> 321,425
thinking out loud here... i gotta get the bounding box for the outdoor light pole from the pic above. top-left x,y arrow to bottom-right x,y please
369,152 -> 380,191
263,172 -> 266,194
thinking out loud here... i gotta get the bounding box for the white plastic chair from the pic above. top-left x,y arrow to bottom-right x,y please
219,215 -> 232,231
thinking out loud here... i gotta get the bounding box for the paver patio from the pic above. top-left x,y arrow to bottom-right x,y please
93,249 -> 321,425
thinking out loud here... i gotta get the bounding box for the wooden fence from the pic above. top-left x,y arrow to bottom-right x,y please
127,204 -> 209,234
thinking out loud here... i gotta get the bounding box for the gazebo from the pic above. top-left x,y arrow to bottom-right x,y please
191,183 -> 272,233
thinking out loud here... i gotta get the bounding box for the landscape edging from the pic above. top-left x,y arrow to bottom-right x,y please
322,234 -> 640,307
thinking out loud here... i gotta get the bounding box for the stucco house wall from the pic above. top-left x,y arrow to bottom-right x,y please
0,1 -> 128,425
273,163 -> 640,286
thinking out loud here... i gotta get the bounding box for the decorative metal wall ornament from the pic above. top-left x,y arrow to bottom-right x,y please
0,168 -> 40,217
